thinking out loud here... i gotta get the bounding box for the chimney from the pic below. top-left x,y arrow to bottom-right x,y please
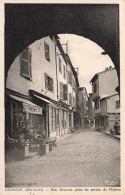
105,67 -> 108,71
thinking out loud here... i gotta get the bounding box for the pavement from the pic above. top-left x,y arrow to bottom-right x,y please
5,128 -> 120,187
103,130 -> 120,140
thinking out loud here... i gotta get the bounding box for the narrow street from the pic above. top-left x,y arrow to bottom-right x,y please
5,128 -> 120,187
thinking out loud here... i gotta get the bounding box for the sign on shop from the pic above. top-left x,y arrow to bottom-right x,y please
23,103 -> 42,115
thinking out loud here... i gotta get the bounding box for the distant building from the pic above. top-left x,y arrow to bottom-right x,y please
90,67 -> 120,132
88,93 -> 94,126
78,87 -> 89,128
99,94 -> 120,131
55,37 -> 80,136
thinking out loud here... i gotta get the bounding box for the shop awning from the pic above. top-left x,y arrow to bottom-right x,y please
10,94 -> 36,106
33,94 -> 60,108
9,94 -> 43,115
33,94 -> 54,105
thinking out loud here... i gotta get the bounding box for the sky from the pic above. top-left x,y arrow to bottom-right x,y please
58,34 -> 114,94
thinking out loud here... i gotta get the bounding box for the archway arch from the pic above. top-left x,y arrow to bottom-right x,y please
5,4 -> 119,92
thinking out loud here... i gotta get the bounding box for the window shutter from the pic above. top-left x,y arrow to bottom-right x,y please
63,84 -> 67,100
94,83 -> 97,93
44,73 -> 48,89
44,42 -> 50,61
29,49 -> 32,64
21,48 -> 32,79
69,93 -> 72,105
59,57 -> 62,73
68,71 -> 72,85
44,73 -> 53,92
28,49 -> 32,77
21,60 -> 30,76
63,65 -> 66,78
60,82 -> 63,99
50,78 -> 53,91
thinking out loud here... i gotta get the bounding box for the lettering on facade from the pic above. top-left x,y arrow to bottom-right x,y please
23,103 -> 42,115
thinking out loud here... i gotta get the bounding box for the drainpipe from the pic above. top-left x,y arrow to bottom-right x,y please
54,37 -> 58,100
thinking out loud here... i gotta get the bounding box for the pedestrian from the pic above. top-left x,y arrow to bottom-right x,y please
69,123 -> 71,134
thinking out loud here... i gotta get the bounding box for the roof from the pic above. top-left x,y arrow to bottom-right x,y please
100,93 -> 119,101
78,87 -> 88,94
90,67 -> 115,83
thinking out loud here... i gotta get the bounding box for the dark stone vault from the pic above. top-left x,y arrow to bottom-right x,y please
5,4 -> 120,92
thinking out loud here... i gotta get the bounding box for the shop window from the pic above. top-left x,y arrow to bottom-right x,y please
62,110 -> 66,129
49,108 -> 56,132
11,101 -> 26,139
56,109 -> 59,127
116,100 -> 120,109
20,48 -> 32,79
44,73 -> 53,92
59,57 -> 62,73
44,42 -> 50,61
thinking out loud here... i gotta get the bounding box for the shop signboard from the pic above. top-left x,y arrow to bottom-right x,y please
23,103 -> 42,115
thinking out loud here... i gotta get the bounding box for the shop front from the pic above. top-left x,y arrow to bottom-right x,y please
5,94 -> 44,154
30,91 -> 60,141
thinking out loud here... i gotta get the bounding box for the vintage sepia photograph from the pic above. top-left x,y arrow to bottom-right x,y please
2,2 -> 122,192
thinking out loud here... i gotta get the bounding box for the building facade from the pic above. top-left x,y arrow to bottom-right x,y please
6,36 -> 59,150
88,93 -> 95,126
90,67 -> 120,132
78,87 -> 89,128
99,94 -> 120,131
5,35 -> 82,153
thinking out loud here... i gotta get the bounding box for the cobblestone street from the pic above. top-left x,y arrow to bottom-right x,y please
5,128 -> 120,187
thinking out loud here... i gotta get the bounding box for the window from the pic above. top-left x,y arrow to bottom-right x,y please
68,71 -> 72,85
60,82 -> 67,100
116,100 -> 120,109
44,73 -> 53,92
73,79 -> 76,91
63,84 -> 67,100
20,48 -> 32,79
63,65 -> 66,79
94,83 -> 97,93
44,42 -> 50,61
95,99 -> 99,109
69,93 -> 72,106
60,82 -> 63,99
59,57 -> 62,73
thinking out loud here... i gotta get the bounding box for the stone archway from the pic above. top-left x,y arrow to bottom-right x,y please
5,4 -> 119,92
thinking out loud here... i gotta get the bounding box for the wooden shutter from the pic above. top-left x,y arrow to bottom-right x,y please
69,93 -> 72,105
44,42 -> 50,61
21,48 -> 32,78
60,82 -> 63,99
59,57 -> 62,73
63,84 -> 67,100
68,71 -> 72,85
44,73 -> 48,89
50,78 -> 53,91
